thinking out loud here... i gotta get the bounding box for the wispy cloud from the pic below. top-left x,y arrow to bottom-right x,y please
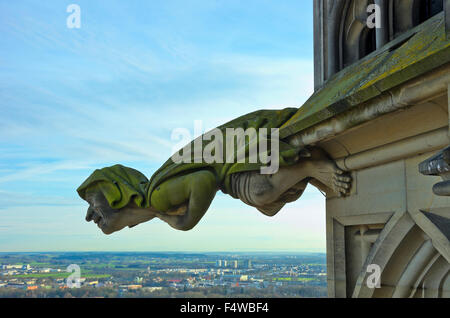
0,1 -> 321,251
0,161 -> 92,184
0,190 -> 80,209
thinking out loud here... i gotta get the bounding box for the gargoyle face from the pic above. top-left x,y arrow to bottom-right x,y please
84,190 -> 129,235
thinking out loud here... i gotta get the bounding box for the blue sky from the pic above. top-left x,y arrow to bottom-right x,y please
0,1 -> 324,252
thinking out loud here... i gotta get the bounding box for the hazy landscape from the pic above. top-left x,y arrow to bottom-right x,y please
0,252 -> 327,298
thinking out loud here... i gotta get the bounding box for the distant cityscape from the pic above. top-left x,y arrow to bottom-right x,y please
0,252 -> 327,298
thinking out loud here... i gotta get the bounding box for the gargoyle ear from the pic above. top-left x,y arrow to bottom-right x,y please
298,148 -> 311,158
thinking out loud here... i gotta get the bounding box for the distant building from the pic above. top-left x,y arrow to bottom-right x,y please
143,287 -> 163,292
2,264 -> 23,270
233,260 -> 238,269
167,279 -> 182,287
119,284 -> 142,291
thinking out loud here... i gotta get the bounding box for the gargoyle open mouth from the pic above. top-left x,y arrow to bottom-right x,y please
87,207 -> 107,229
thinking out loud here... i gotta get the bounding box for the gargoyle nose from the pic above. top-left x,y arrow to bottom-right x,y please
85,206 -> 95,222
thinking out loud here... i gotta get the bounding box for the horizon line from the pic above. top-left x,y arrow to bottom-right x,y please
0,250 -> 326,254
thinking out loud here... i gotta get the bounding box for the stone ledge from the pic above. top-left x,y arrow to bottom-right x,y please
281,13 -> 450,140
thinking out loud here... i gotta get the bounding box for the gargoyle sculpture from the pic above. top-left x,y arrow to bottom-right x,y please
77,108 -> 351,234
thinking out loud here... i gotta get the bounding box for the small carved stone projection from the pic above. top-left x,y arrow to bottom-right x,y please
419,146 -> 450,196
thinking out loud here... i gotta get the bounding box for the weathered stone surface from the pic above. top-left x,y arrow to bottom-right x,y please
312,4 -> 450,298
446,0 -> 450,39
281,14 -> 450,140
424,212 -> 450,241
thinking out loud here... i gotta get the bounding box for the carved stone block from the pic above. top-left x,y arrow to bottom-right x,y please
419,146 -> 450,196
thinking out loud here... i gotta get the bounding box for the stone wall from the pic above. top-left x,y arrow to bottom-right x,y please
318,67 -> 450,297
